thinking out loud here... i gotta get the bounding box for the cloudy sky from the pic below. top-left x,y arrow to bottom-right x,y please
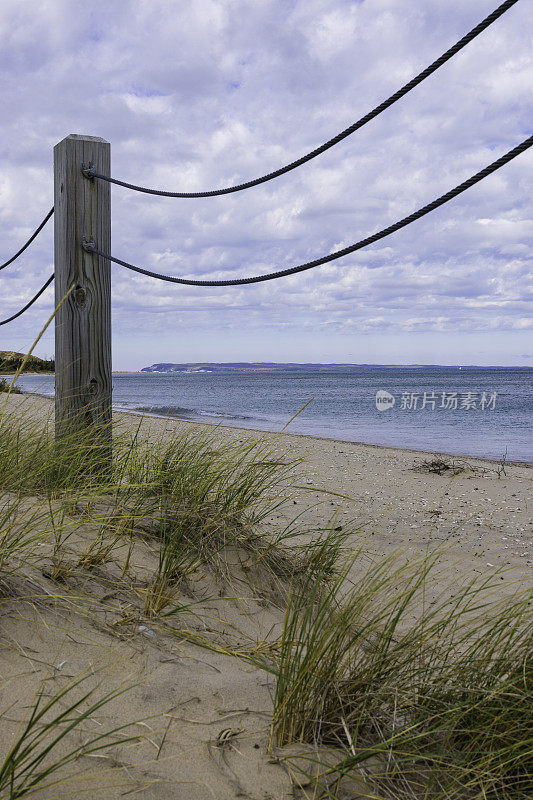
1,0 -> 531,369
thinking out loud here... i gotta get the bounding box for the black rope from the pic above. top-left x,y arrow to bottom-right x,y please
0,274 -> 54,326
85,136 -> 532,287
83,0 -> 520,198
0,207 -> 54,272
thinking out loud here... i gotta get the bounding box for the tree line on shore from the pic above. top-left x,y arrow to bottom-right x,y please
0,350 -> 54,373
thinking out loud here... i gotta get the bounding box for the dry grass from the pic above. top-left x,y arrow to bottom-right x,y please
0,392 -> 531,798
272,541 -> 532,799
0,672 -> 143,799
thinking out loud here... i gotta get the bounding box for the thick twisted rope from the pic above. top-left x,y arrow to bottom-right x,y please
82,0 -> 520,198
0,207 -> 54,272
0,275 -> 54,326
84,135 -> 532,287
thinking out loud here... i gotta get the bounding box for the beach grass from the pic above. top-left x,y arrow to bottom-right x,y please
272,539 -> 532,799
0,392 -> 531,798
0,672 -> 144,799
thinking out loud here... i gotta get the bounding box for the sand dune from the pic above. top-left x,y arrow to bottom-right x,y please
0,392 -> 530,798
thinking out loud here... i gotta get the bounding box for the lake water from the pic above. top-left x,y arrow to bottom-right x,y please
8,367 -> 532,463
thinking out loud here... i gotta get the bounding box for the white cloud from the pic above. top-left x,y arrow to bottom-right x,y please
0,0 -> 531,367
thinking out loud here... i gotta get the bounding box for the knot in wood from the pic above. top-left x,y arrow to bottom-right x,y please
75,285 -> 87,306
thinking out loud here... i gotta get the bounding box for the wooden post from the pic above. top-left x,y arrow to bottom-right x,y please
54,134 -> 112,470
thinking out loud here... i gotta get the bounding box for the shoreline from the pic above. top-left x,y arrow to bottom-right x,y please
116,404 -> 532,468
17,389 -> 533,467
0,371 -> 54,376
2,390 -> 531,588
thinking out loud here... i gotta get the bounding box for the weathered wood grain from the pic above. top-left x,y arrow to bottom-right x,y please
54,134 -> 112,467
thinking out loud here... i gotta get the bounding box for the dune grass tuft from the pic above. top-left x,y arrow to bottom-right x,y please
272,539 -> 533,799
0,672 -> 144,799
0,402 -> 301,607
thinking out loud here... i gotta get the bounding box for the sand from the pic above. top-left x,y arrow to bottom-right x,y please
0,392 -> 531,798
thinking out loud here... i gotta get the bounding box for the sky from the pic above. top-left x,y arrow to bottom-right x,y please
0,0 -> 531,369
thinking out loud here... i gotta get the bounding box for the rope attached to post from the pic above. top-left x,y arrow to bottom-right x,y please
84,135 -> 532,287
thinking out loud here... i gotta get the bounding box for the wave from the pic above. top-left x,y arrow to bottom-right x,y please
115,404 -> 196,418
115,402 -> 257,423
196,409 -> 255,421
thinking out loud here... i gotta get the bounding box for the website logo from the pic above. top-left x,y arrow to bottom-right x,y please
375,390 -> 396,411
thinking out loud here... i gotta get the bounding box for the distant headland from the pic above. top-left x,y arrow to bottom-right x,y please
139,362 -> 514,373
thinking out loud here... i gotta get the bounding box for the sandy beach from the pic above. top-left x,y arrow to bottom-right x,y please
8,392 -> 531,584
0,392 -> 531,799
